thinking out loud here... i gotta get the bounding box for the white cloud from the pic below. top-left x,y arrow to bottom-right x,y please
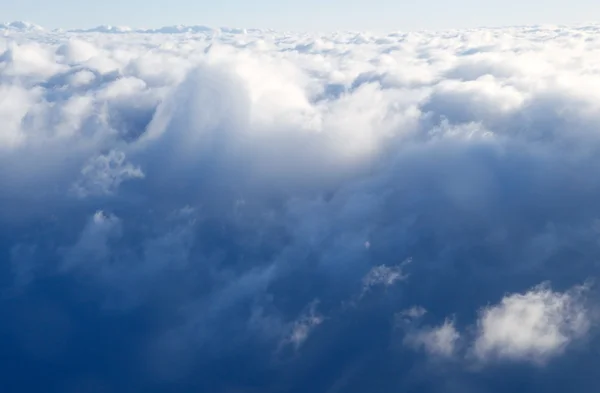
71,150 -> 144,197
282,300 -> 324,350
471,283 -> 591,364
288,312 -> 324,349
56,39 -> 100,63
61,210 -> 122,273
0,84 -> 38,148
401,283 -> 592,364
0,42 -> 64,78
0,21 -> 44,34
361,261 -> 409,296
396,306 -> 428,325
405,318 -> 461,358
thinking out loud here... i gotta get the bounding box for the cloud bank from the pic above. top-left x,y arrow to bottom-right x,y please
2,21 -> 600,393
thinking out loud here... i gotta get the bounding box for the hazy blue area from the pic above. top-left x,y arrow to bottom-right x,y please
2,0 -> 600,30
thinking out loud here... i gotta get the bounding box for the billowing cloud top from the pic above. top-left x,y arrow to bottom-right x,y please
2,21 -> 600,393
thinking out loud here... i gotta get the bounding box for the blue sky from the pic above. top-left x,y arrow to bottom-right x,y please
3,0 -> 600,30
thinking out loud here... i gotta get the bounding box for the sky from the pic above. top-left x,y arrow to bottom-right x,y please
3,18 -> 600,392
2,0 -> 600,30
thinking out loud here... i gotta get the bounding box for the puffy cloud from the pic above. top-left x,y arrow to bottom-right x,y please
405,318 -> 461,358
56,39 -> 100,63
472,283 -> 591,364
400,282 -> 592,365
3,21 -> 600,393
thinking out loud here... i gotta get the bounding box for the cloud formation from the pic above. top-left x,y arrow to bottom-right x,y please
472,283 -> 591,364
2,21 -> 600,393
405,318 -> 461,358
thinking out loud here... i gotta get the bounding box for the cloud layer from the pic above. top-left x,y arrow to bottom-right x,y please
2,21 -> 600,393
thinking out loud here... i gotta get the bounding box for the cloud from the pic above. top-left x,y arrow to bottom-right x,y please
70,150 -> 144,197
0,21 -> 43,32
471,283 -> 591,364
56,39 -> 100,64
362,261 -> 409,288
61,210 -> 122,273
2,21 -> 600,393
404,318 -> 461,358
400,282 -> 592,366
282,300 -> 325,350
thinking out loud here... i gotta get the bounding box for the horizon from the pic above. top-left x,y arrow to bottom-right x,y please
4,0 -> 600,32
4,18 -> 600,34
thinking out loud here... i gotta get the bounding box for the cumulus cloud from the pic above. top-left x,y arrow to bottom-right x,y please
471,283 -> 591,364
3,21 -> 600,393
400,282 -> 592,366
